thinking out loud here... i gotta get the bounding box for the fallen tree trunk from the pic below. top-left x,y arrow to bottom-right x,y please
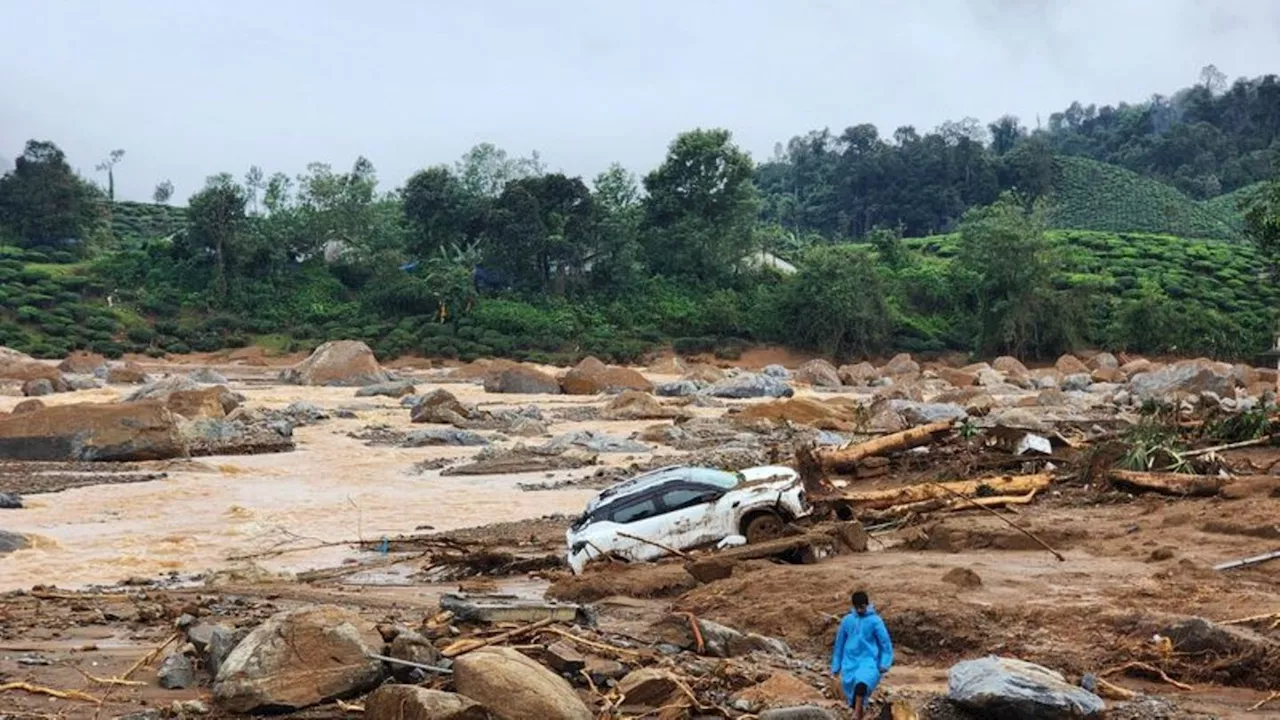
1109,470 -> 1226,497
864,490 -> 1039,521
684,533 -> 838,583
816,421 -> 953,471
822,473 -> 1052,512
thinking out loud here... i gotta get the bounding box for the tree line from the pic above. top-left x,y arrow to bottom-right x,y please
0,65 -> 1278,364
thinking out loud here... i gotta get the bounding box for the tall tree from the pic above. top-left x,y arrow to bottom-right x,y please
244,165 -> 265,215
783,245 -> 892,359
153,180 -> 174,204
95,149 -> 125,201
589,163 -> 643,289
402,165 -> 474,258
642,129 -> 760,280
183,174 -> 247,302
0,140 -> 102,249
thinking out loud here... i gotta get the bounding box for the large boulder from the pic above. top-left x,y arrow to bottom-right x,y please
1085,352 -> 1118,371
0,357 -> 65,387
1129,360 -> 1233,401
126,375 -> 200,402
705,373 -> 793,399
560,357 -> 654,395
837,362 -> 877,386
992,356 -> 1029,377
58,351 -> 107,375
165,386 -> 240,420
889,401 -> 967,426
453,646 -> 592,720
882,353 -> 920,376
794,360 -> 841,388
484,365 -> 562,395
22,378 -> 56,397
280,341 -> 390,387
107,361 -> 150,384
410,389 -> 478,425
1054,355 -> 1090,375
601,391 -> 689,421
937,367 -> 978,388
0,401 -> 184,461
0,530 -> 28,555
356,380 -> 418,398
181,418 -> 294,456
189,368 -> 230,385
948,656 -> 1104,719
364,686 -> 488,720
213,605 -> 385,713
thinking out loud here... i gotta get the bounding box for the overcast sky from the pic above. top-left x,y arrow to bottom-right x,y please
3,0 -> 1280,203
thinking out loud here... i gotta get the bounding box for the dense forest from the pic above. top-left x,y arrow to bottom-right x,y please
1,66 -> 1279,365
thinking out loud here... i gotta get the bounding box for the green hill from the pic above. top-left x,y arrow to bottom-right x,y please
1199,181 -> 1270,237
1048,156 -> 1242,241
109,201 -> 187,240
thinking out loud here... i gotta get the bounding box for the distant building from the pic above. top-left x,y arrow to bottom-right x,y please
740,250 -> 797,275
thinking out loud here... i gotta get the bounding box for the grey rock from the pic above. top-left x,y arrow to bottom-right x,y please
1033,375 -> 1061,390
540,430 -> 649,454
170,699 -> 209,716
23,379 -> 55,397
758,708 -> 840,720
206,626 -> 248,678
704,373 -> 794,399
1062,373 -> 1092,392
387,629 -> 445,683
355,380 -> 417,398
1130,361 -> 1233,401
402,428 -> 489,447
762,364 -> 791,379
158,652 -> 196,689
126,376 -> 200,402
399,394 -> 422,407
869,376 -> 895,387
189,368 -> 230,384
282,401 -> 329,425
0,492 -> 21,509
655,380 -> 703,397
889,400 -> 967,425
0,530 -> 28,554
814,431 -> 848,446
948,656 -> 1105,719
66,376 -> 104,390
180,419 -> 295,456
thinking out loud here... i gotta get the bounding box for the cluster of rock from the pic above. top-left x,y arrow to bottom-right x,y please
0,348 -> 155,398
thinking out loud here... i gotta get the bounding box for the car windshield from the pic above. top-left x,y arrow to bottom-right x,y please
685,468 -> 741,489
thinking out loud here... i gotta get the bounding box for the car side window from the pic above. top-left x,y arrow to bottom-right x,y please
661,487 -> 719,512
609,497 -> 660,524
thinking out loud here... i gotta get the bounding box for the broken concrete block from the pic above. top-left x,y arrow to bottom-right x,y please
439,593 -> 583,624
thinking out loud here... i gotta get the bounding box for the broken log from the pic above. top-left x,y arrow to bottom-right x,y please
824,473 -> 1052,511
865,490 -> 1039,521
1109,470 -> 1226,497
1213,549 -> 1280,571
684,533 -> 838,583
816,421 -> 953,471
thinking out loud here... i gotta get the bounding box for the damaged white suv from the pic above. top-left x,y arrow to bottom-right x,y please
565,464 -> 812,574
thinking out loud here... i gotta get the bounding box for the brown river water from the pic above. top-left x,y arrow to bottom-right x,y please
0,379 -> 604,591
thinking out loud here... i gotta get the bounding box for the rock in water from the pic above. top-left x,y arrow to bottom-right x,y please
355,380 -> 417,398
181,419 -> 295,456
453,646 -> 592,720
655,380 -> 702,397
22,379 -> 55,397
126,376 -> 201,402
0,492 -> 21,509
165,386 -> 240,420
762,364 -> 791,379
279,341 -> 390,387
189,368 -> 230,384
560,357 -> 654,395
11,399 -> 43,415
948,656 -> 1105,719
364,686 -> 488,720
409,389 -> 477,425
0,402 -> 184,461
705,373 -> 794,399
0,530 -> 28,554
483,365 -> 562,395
601,391 -> 689,421
212,605 -> 385,713
402,428 -> 489,447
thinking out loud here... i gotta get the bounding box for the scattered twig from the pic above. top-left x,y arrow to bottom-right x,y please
543,627 -> 643,658
1100,661 -> 1193,691
0,682 -> 102,704
1221,611 -> 1279,626
365,652 -> 453,674
122,632 -> 179,680
335,699 -> 365,713
228,539 -> 357,561
677,612 -> 705,654
1250,691 -> 1280,712
1094,677 -> 1137,701
442,617 -> 555,658
1184,435 -> 1274,458
615,531 -> 693,561
925,481 -> 1066,562
71,666 -> 146,687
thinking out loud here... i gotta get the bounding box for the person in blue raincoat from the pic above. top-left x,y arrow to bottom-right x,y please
830,589 -> 894,719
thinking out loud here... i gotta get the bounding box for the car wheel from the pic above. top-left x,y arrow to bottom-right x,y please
743,512 -> 785,544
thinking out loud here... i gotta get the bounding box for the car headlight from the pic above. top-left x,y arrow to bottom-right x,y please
570,541 -> 588,555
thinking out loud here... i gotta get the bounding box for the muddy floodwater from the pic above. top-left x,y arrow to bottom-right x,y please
0,378 -> 602,591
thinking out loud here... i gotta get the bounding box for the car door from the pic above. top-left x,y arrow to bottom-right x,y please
593,488 -> 668,563
652,482 -> 729,552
